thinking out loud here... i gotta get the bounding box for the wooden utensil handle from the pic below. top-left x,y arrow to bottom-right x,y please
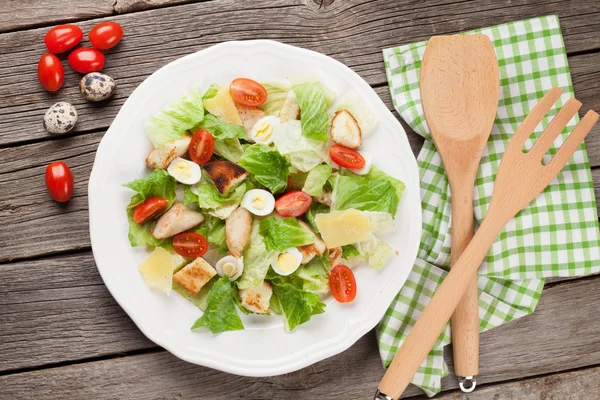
377,215 -> 501,399
449,185 -> 479,379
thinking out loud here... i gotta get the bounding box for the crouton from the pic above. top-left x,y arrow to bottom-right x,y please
225,207 -> 252,258
297,220 -> 326,264
236,103 -> 267,137
330,109 -> 362,149
279,91 -> 300,122
152,203 -> 204,239
173,257 -> 217,295
203,160 -> 248,195
146,135 -> 191,170
239,281 -> 273,314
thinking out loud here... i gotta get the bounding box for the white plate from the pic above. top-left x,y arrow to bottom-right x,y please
88,40 -> 421,377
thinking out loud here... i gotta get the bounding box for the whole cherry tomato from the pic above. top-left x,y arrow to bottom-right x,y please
275,190 -> 312,217
172,232 -> 209,258
45,162 -> 73,203
68,48 -> 105,74
89,21 -> 123,50
229,78 -> 267,107
44,24 -> 83,54
189,129 -> 214,165
37,54 -> 64,92
329,264 -> 357,303
133,197 -> 169,224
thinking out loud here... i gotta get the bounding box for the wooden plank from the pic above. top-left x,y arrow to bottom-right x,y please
1,266 -> 599,397
0,0 -> 598,146
415,365 -> 600,399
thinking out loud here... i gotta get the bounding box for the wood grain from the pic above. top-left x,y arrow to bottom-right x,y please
0,0 -> 599,146
1,259 -> 599,397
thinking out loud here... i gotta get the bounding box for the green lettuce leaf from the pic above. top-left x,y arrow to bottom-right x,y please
331,174 -> 399,216
342,244 -> 360,259
203,84 -> 220,100
239,144 -> 290,193
191,276 -> 244,334
302,164 -> 332,196
271,282 -> 326,332
355,235 -> 394,270
173,276 -> 216,311
271,120 -> 329,172
237,220 -> 278,289
196,114 -> 247,141
305,202 -> 330,234
259,81 -> 291,116
259,217 -> 314,252
194,215 -> 228,254
364,166 -> 405,201
293,82 -> 332,141
214,138 -> 244,163
293,254 -> 330,293
145,87 -> 205,148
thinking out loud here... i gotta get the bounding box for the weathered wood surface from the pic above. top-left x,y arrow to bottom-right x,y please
0,0 -> 599,146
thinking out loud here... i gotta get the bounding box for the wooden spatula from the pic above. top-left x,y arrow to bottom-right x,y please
374,87 -> 599,400
420,34 -> 499,392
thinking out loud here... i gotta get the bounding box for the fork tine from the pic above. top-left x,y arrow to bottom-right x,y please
506,87 -> 563,153
546,110 -> 599,174
529,98 -> 581,160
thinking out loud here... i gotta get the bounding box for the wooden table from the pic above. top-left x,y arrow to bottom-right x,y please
1,1 -> 599,398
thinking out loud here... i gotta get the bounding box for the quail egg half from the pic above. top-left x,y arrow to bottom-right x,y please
215,255 -> 244,281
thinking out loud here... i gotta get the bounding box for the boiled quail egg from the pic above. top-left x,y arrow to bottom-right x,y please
241,189 -> 275,216
349,151 -> 373,176
167,157 -> 202,185
271,247 -> 303,276
215,255 -> 244,281
249,116 -> 280,145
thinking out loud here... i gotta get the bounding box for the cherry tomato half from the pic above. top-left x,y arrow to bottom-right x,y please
189,129 -> 214,165
68,47 -> 105,74
45,161 -> 73,203
172,232 -> 208,258
37,54 -> 64,92
275,190 -> 312,217
229,78 -> 267,107
133,197 -> 168,224
329,264 -> 357,303
89,21 -> 123,50
329,144 -> 365,169
44,24 -> 83,54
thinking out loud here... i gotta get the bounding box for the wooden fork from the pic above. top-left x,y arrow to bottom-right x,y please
375,87 -> 599,400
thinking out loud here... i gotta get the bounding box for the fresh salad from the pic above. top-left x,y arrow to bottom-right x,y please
124,77 -> 405,334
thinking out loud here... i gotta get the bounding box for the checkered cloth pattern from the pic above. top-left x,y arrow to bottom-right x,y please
377,15 -> 600,396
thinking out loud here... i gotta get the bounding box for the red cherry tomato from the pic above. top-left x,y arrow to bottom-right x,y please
133,197 -> 168,224
329,264 -> 357,303
37,54 -> 64,92
89,22 -> 123,50
45,162 -> 73,203
68,48 -> 105,74
172,232 -> 208,258
189,129 -> 214,165
329,144 -> 365,169
44,24 -> 83,54
275,190 -> 312,217
229,78 -> 267,107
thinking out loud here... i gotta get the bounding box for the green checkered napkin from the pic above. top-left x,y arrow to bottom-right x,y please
377,15 -> 600,396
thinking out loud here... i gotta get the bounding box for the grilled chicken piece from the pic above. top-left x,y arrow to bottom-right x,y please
240,281 -> 273,314
203,160 -> 248,195
173,257 -> 216,295
297,220 -> 326,264
279,90 -> 300,122
236,103 -> 267,137
152,203 -> 204,239
330,109 -> 362,149
315,191 -> 332,207
329,247 -> 343,268
225,207 -> 252,258
146,135 -> 192,170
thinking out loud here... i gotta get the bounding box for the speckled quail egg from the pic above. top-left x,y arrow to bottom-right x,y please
249,116 -> 280,145
43,102 -> 78,134
241,189 -> 275,216
79,72 -> 116,102
271,247 -> 303,276
215,255 -> 244,281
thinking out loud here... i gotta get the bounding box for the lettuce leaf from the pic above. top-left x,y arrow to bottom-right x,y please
203,84 -> 220,100
331,174 -> 399,216
237,220 -> 278,289
194,215 -> 228,254
342,244 -> 360,259
191,276 -> 244,334
173,276 -> 216,311
364,166 -> 405,201
214,138 -> 244,163
293,254 -> 330,293
259,217 -> 314,252
305,202 -> 329,234
292,82 -> 332,141
259,81 -> 291,116
145,87 -> 205,148
270,282 -> 326,332
302,164 -> 332,196
196,114 -> 247,141
239,144 -> 290,193
355,235 -> 394,270
271,120 -> 328,172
